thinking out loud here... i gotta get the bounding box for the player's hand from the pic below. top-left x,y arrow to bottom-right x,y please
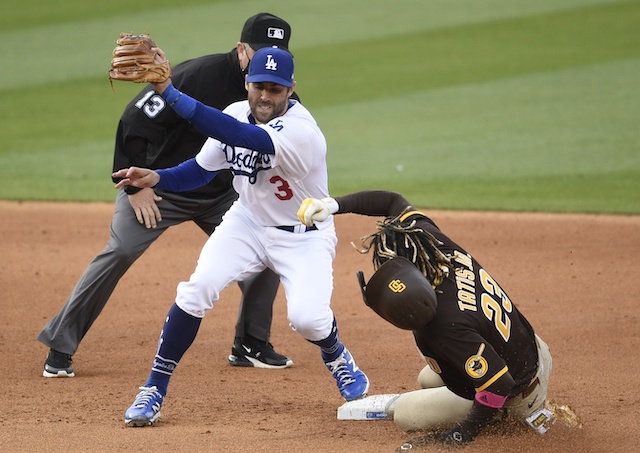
297,197 -> 338,227
395,434 -> 436,451
395,426 -> 472,451
128,188 -> 163,229
113,167 -> 160,189
151,47 -> 172,93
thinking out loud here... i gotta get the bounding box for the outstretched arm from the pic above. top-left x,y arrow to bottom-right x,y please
149,48 -> 274,154
297,190 -> 413,227
113,158 -> 217,192
113,167 -> 160,190
334,191 -> 412,217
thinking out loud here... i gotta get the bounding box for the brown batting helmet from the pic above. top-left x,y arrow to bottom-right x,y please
357,256 -> 438,331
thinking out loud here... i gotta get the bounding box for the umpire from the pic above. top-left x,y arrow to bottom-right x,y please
38,13 -> 296,377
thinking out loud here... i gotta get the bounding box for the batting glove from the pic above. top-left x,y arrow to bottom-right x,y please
297,197 -> 338,226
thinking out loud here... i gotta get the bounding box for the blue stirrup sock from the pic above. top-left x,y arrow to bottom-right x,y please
308,317 -> 345,361
144,303 -> 202,396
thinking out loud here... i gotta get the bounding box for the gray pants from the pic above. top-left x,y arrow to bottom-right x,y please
37,188 -> 280,356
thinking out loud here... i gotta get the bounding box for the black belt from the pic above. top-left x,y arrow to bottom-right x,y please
275,224 -> 318,233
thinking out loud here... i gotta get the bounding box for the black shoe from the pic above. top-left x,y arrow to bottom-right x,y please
43,349 -> 75,378
228,336 -> 293,369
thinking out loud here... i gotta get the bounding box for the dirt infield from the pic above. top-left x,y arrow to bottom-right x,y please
1,201 -> 638,453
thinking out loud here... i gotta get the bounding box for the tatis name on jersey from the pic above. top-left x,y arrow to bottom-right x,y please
454,250 -> 477,312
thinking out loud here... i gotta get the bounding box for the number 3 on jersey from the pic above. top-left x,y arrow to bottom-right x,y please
269,176 -> 293,200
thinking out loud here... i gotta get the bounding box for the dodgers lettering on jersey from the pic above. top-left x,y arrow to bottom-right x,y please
195,100 -> 329,227
221,143 -> 273,184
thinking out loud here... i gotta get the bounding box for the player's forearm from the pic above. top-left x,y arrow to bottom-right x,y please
159,83 -> 275,154
457,399 -> 500,439
335,190 -> 411,217
155,158 -> 218,192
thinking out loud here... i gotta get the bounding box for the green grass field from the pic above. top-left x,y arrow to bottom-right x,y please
1,0 -> 638,213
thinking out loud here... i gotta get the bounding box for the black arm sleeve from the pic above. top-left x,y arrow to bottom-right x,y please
458,399 -> 500,438
334,190 -> 412,217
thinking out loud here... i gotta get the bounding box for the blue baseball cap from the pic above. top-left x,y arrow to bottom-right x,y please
246,47 -> 294,87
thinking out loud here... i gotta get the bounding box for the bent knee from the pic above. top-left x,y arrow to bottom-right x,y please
393,388 -> 473,432
417,365 -> 445,389
288,312 -> 332,341
98,242 -> 142,267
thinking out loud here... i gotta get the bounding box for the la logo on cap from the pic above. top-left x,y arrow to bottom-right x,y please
265,55 -> 277,71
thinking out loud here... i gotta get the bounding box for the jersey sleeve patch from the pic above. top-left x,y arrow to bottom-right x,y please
465,343 -> 493,380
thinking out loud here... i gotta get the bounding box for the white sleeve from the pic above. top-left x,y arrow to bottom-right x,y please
195,137 -> 226,171
263,117 -> 325,180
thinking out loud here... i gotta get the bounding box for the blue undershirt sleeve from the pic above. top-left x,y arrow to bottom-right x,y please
161,83 -> 275,155
155,158 -> 218,192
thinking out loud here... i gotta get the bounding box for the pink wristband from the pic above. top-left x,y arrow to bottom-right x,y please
475,390 -> 508,408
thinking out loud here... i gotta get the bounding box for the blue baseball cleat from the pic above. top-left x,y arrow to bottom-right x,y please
323,347 -> 370,401
124,386 -> 164,427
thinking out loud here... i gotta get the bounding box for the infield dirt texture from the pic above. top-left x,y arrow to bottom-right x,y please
1,202 -> 638,452
1,0 -> 638,451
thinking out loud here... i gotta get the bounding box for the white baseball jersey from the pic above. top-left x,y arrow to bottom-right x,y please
176,98 -> 337,342
195,100 -> 329,227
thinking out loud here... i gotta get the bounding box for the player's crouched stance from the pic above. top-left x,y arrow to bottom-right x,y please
297,191 -> 581,450
115,44 -> 369,427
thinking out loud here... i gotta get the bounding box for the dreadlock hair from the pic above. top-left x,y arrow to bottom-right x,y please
355,207 -> 454,288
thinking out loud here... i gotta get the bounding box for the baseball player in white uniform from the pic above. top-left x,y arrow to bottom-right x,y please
113,46 -> 369,427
